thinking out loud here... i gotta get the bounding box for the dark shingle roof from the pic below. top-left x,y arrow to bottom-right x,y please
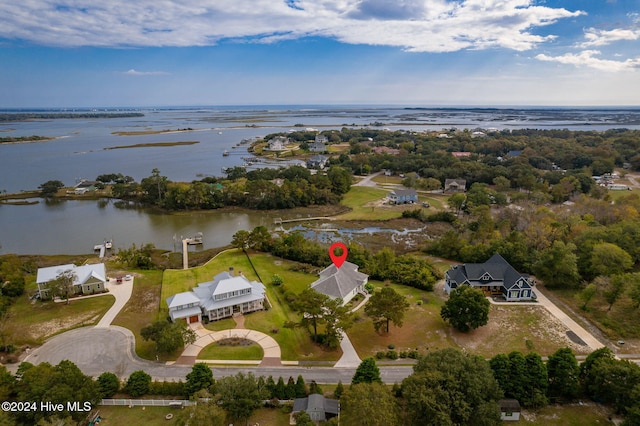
447,253 -> 530,290
293,394 -> 339,421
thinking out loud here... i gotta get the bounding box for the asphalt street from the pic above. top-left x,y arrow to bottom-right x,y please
19,326 -> 414,383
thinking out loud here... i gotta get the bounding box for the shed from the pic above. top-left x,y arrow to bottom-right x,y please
499,399 -> 521,421
292,394 -> 339,422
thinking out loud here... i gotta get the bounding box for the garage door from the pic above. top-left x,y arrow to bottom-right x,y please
189,315 -> 199,324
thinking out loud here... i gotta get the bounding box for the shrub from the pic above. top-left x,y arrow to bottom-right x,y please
407,350 -> 419,359
400,351 -> 408,358
375,351 -> 386,360
387,344 -> 395,350
124,370 -> 151,397
386,350 -> 398,360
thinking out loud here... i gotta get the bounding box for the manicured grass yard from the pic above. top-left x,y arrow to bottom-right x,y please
111,269 -> 165,360
196,341 -> 263,360
161,249 -> 340,362
336,186 -> 403,220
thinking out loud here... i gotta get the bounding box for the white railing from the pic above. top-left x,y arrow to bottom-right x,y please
99,399 -> 195,407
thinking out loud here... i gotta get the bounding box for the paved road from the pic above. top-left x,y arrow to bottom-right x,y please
18,326 -> 412,383
353,171 -> 383,187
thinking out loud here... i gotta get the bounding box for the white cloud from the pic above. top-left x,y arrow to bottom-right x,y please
579,27 -> 640,47
536,50 -> 640,72
0,0 -> 584,52
120,69 -> 170,76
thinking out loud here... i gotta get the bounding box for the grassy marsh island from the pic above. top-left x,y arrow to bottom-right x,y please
104,141 -> 199,150
111,127 -> 194,136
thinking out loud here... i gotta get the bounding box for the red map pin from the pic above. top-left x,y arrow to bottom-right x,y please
329,242 -> 348,269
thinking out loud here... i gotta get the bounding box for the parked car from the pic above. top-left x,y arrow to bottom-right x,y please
124,274 -> 132,281
116,276 -> 123,284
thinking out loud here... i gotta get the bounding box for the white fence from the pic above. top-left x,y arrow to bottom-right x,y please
99,399 -> 195,407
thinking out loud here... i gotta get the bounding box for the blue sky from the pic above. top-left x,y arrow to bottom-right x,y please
1,1 -> 639,107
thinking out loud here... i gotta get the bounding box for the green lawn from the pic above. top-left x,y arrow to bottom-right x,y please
111,270 -> 165,360
161,249 -> 340,362
203,317 -> 236,332
336,186 -> 403,220
348,281 -> 456,358
197,341 -> 263,360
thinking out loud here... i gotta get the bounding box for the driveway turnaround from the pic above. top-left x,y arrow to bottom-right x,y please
177,324 -> 282,367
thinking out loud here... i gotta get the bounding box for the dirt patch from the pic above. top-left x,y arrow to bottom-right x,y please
27,312 -> 101,341
450,305 -> 593,356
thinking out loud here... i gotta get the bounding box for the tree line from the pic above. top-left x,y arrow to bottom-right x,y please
99,165 -> 352,210
2,346 -> 638,425
233,227 -> 443,292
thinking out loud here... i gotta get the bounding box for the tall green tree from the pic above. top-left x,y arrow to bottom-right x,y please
365,287 -> 410,333
295,375 -> 308,398
124,370 -> 151,397
215,372 -> 268,424
532,240 -> 580,288
175,391 -> 226,426
47,269 -> 77,304
590,242 -> 633,277
291,288 -> 329,341
547,347 -> 580,401
14,360 -> 99,424
140,168 -> 169,204
322,297 -> 353,349
340,383 -> 401,426
352,357 -> 382,385
403,348 -> 503,426
96,372 -> 120,398
141,319 -> 196,354
38,180 -> 64,197
441,286 -> 490,332
523,352 -> 548,408
185,363 -> 214,397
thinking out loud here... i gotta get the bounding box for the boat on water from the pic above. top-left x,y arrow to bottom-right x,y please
94,239 -> 113,251
185,232 -> 204,245
222,150 -> 229,156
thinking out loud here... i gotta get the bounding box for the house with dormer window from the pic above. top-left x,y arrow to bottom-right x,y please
444,254 -> 536,301
166,267 -> 266,323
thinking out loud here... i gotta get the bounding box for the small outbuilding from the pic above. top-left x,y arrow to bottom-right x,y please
292,394 -> 339,423
499,399 -> 521,421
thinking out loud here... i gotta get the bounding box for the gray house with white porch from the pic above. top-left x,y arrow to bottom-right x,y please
166,269 -> 266,323
444,254 -> 536,301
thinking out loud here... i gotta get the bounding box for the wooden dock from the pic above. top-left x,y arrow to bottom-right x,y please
274,216 -> 335,225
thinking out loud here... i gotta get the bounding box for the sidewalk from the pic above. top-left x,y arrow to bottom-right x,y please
175,318 -> 282,367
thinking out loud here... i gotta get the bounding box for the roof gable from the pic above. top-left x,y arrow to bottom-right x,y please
312,261 -> 368,299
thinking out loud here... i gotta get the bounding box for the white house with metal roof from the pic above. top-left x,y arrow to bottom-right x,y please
166,268 -> 266,323
310,261 -> 368,305
36,263 -> 107,299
